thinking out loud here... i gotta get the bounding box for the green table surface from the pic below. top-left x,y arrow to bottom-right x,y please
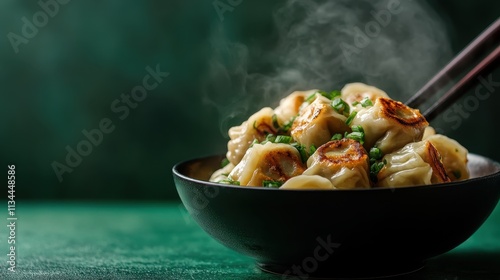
0,202 -> 499,280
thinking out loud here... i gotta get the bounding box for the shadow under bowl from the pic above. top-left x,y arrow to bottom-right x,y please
173,154 -> 500,279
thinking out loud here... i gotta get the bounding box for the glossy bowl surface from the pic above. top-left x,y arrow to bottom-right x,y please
173,154 -> 500,278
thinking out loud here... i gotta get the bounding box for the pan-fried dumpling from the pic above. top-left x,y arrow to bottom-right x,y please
303,139 -> 370,189
274,90 -> 317,124
426,134 -> 469,181
422,126 -> 436,140
341,83 -> 390,106
227,107 -> 277,166
290,95 -> 350,150
377,140 -> 450,188
228,142 -> 306,186
280,175 -> 335,190
351,97 -> 428,154
209,162 -> 235,183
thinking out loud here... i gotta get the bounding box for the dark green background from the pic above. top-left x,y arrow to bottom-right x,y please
0,0 -> 499,200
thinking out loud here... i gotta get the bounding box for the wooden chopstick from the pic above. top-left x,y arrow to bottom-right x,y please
423,44 -> 500,121
406,18 -> 500,109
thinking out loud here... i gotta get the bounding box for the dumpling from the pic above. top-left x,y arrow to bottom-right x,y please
228,142 -> 306,186
426,134 -> 469,181
290,95 -> 350,150
303,139 -> 370,189
351,97 -> 428,154
226,107 -> 277,166
274,90 -> 316,124
341,82 -> 390,106
209,162 -> 235,183
280,175 -> 335,190
422,126 -> 436,140
377,140 -> 450,188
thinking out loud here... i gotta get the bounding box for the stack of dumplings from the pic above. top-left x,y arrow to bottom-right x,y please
210,83 -> 470,189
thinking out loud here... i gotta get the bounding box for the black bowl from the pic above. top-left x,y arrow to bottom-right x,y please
173,154 -> 500,278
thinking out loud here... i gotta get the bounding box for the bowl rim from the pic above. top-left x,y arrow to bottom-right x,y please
172,153 -> 500,192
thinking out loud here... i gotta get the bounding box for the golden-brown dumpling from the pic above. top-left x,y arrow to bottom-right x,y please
279,175 -> 335,190
303,139 -> 370,189
377,140 -> 450,188
341,82 -> 390,106
290,95 -> 350,150
426,134 -> 469,181
226,107 -> 277,166
351,97 -> 428,154
228,142 -> 306,186
274,90 -> 316,124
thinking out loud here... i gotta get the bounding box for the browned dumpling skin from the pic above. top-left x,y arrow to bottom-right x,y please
341,82 -> 390,106
226,108 -> 278,166
290,95 -> 350,150
351,97 -> 428,154
228,142 -> 306,187
426,134 -> 469,181
304,139 -> 370,189
377,140 -> 450,188
274,90 -> 317,124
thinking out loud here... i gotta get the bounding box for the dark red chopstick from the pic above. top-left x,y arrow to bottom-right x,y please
406,18 -> 500,109
423,44 -> 500,121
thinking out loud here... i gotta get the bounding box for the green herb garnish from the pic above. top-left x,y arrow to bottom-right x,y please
346,111 -> 357,126
369,147 -> 382,160
263,180 -> 284,188
369,161 -> 385,183
220,178 -> 241,186
275,135 -> 292,144
331,133 -> 343,141
360,97 -> 373,107
332,98 -> 350,117
221,158 -> 230,168
292,143 -> 309,163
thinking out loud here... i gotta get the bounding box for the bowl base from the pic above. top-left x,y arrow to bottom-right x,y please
257,261 -> 424,279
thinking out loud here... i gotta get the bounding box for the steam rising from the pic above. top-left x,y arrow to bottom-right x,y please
202,0 -> 452,137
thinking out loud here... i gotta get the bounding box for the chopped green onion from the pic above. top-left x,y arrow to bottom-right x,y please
263,180 -> 283,188
305,92 -> 317,103
351,125 -> 364,133
272,114 -> 280,129
352,101 -> 360,106
345,131 -> 365,145
250,139 -> 259,147
220,178 -> 240,186
221,158 -> 230,168
369,147 -> 382,160
280,116 -> 296,133
292,143 -> 309,163
452,170 -> 462,179
345,111 -> 357,126
309,145 -> 317,154
332,98 -> 350,117
265,134 -> 276,142
330,90 -> 341,99
360,97 -> 373,107
331,133 -> 343,141
369,161 -> 385,183
275,135 -> 292,144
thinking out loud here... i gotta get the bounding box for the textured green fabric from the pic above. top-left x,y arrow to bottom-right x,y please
0,202 -> 498,279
